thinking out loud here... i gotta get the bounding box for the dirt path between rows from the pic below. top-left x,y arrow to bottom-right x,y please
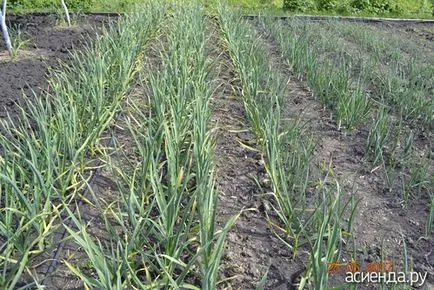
252,19 -> 434,289
206,19 -> 303,289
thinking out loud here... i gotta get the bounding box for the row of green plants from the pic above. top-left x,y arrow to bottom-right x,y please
288,17 -> 431,129
63,3 -> 235,289
338,21 -> 431,222
0,2 -> 166,288
260,16 -> 434,234
325,22 -> 433,216
7,0 -> 140,12
283,18 -> 433,129
260,17 -> 372,130
303,19 -> 432,129
218,5 -> 358,288
260,16 -> 433,204
323,20 -> 434,128
282,0 -> 433,16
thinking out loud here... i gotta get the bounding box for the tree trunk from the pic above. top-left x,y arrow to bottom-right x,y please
0,0 -> 12,55
61,0 -> 71,27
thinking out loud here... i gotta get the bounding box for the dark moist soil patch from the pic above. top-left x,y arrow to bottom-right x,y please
206,18 -> 304,289
385,22 -> 434,43
0,13 -> 117,121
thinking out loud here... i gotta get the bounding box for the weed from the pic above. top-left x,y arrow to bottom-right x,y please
8,27 -> 29,60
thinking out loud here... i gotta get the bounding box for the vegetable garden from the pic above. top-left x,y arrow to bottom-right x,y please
0,1 -> 433,289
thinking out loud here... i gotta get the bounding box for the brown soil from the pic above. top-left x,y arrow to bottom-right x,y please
0,13 -> 116,121
366,21 -> 434,50
206,19 -> 306,289
390,22 -> 434,43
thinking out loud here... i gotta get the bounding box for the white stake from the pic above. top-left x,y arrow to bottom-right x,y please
0,0 -> 12,55
61,0 -> 71,27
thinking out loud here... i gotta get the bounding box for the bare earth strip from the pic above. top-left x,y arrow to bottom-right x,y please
206,19 -> 303,289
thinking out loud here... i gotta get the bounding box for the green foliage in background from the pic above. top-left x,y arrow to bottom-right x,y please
7,0 -> 434,16
351,0 -> 403,14
277,0 -> 433,17
8,0 -> 94,10
7,0 -> 142,12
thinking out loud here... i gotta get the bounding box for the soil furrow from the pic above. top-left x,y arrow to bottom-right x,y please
206,18 -> 301,290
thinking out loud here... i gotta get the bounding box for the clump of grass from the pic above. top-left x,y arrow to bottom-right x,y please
299,183 -> 344,289
8,27 -> 29,60
399,156 -> 432,203
336,85 -> 371,130
366,105 -> 393,167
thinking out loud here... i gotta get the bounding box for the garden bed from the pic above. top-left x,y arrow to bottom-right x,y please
0,7 -> 433,289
